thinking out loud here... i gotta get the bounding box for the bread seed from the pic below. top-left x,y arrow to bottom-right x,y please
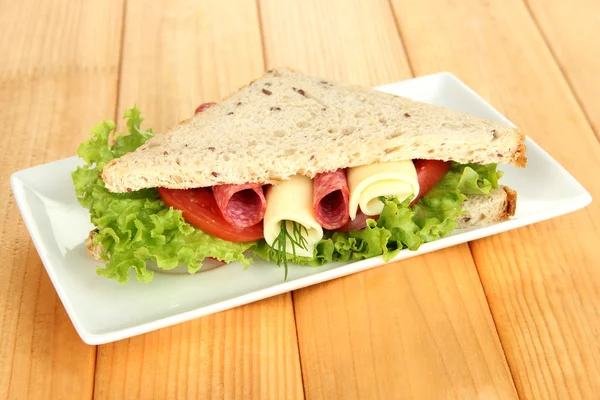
270,106 -> 281,111
227,112 -> 234,115
163,151 -> 169,155
208,147 -> 215,151
320,80 -> 328,84
211,172 -> 219,177
404,113 -> 411,118
297,89 -> 306,96
262,88 -> 272,95
126,188 -> 132,193
236,101 -> 242,106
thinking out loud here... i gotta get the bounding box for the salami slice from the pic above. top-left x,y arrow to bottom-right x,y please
195,102 -> 216,114
212,184 -> 267,228
313,170 -> 350,230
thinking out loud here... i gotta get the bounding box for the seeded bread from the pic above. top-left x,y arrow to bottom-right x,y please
85,187 -> 516,261
101,67 -> 526,193
459,186 -> 517,228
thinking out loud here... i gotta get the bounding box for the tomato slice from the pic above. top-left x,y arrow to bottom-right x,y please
410,159 -> 452,205
158,187 -> 264,243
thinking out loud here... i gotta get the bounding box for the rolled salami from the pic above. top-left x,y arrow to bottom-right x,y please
212,184 -> 267,228
313,170 -> 350,230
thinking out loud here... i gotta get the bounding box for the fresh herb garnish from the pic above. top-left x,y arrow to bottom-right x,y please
271,220 -> 309,280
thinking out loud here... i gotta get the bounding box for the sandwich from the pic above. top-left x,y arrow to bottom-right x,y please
72,67 -> 525,283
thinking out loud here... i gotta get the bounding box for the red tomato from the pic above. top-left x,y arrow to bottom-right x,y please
158,187 -> 264,243
195,102 -> 216,114
410,159 -> 452,205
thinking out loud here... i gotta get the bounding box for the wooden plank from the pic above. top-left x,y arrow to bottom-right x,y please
390,0 -> 600,397
0,0 -> 124,399
92,1 -> 303,399
260,0 -> 410,86
94,296 -> 302,399
526,0 -> 600,135
259,0 -> 518,398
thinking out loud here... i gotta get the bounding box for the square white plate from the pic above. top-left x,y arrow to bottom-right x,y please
11,73 -> 591,345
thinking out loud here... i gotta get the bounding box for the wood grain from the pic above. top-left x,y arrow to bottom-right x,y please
526,0 -> 600,136
260,0 -> 410,86
293,247 -> 518,399
390,0 -> 600,397
92,1 -> 303,399
94,296 -> 302,400
0,0 -> 123,399
260,0 -> 517,398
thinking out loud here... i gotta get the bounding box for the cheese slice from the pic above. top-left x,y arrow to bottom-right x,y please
263,175 -> 324,257
347,161 -> 420,219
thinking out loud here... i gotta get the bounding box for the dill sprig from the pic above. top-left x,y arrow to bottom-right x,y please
271,220 -> 309,280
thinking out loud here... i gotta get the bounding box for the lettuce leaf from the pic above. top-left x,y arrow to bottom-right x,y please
252,162 -> 502,268
72,106 -> 254,283
73,105 -> 503,283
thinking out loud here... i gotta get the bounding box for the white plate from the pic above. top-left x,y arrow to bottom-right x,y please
11,73 -> 592,345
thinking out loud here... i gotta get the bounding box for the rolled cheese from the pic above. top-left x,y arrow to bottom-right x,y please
263,175 -> 324,257
347,161 -> 420,220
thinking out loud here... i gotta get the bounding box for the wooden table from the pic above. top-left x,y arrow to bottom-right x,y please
2,0 -> 600,398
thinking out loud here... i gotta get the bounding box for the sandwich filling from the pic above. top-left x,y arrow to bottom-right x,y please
73,106 -> 505,283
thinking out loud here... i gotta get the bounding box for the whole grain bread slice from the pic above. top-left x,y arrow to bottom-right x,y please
102,67 -> 526,193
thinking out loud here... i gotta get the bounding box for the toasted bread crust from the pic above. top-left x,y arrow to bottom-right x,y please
503,185 -> 517,218
513,143 -> 527,167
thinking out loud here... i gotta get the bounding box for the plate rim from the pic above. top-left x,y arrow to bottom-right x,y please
10,72 -> 593,344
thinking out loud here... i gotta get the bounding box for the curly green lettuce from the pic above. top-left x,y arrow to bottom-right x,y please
252,162 -> 502,267
73,105 -> 502,283
72,106 -> 254,283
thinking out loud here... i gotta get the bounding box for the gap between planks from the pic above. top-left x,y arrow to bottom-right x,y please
468,242 -> 522,398
522,0 -> 599,143
386,0 -> 415,77
387,0 -> 600,396
92,0 -> 130,398
113,0 -> 129,129
386,0 -> 522,393
254,0 -> 306,395
255,0 -> 269,74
